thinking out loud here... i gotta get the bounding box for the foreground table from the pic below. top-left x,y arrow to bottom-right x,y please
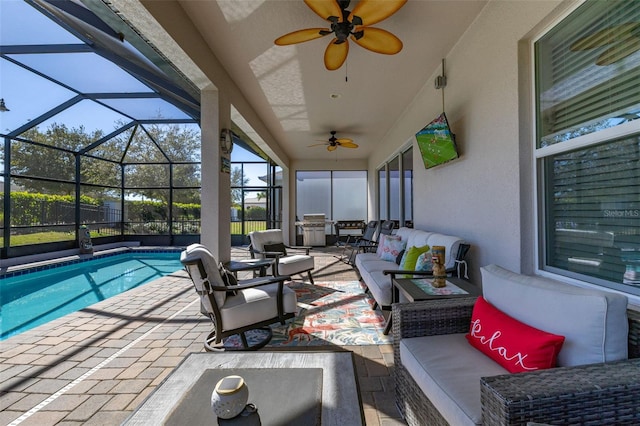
393,276 -> 480,303
383,276 -> 480,334
124,351 -> 363,426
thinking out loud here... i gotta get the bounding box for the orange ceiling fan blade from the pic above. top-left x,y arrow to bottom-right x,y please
596,36 -> 640,65
571,23 -> 640,51
348,0 -> 407,26
324,38 -> 349,70
335,137 -> 354,144
275,28 -> 332,45
351,27 -> 403,54
327,144 -> 338,152
309,142 -> 329,147
304,0 -> 343,22
338,141 -> 359,148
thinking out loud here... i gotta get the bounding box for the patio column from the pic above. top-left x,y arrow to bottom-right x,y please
200,86 -> 232,262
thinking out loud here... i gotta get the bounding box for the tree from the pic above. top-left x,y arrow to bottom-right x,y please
11,124 -> 104,195
119,122 -> 201,204
7,121 -> 202,204
230,166 -> 249,206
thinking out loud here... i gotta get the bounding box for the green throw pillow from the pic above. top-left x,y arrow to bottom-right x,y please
400,245 -> 430,272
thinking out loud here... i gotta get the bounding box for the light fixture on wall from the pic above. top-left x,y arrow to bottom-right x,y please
435,59 -> 447,113
220,128 -> 234,155
434,59 -> 447,89
434,75 -> 447,90
0,98 -> 9,112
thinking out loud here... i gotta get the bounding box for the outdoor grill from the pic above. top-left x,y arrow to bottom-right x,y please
295,214 -> 333,246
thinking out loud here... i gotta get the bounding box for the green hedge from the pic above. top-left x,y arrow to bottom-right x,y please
3,192 -> 205,226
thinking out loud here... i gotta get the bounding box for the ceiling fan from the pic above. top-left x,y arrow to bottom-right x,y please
274,0 -> 407,70
570,22 -> 640,65
310,131 -> 359,151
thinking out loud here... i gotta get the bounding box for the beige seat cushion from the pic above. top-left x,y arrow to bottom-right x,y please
401,333 -> 508,426
221,283 -> 297,330
277,254 -> 314,276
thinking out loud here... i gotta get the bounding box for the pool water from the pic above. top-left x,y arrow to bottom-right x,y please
0,251 -> 184,340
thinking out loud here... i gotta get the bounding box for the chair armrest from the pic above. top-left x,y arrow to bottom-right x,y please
383,269 -> 434,278
257,251 -> 284,258
383,267 -> 458,278
481,358 -> 640,425
392,298 -> 476,340
286,245 -> 312,255
226,275 -> 292,291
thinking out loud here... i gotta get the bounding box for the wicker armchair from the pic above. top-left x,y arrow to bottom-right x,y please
392,298 -> 640,426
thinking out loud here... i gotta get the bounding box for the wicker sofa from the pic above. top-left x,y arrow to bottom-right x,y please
393,264 -> 640,425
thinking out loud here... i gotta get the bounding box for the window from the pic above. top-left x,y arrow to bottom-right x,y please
536,0 -> 640,294
332,171 -> 368,221
377,147 -> 413,227
403,148 -> 413,226
295,170 -> 367,233
378,168 -> 387,219
389,157 -> 400,221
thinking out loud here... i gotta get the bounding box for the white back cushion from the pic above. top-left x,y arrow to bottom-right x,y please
395,227 -> 415,242
181,244 -> 226,307
481,264 -> 628,367
405,230 -> 433,249
249,230 -> 284,257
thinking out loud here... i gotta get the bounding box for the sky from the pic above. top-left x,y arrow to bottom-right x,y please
0,0 -> 267,188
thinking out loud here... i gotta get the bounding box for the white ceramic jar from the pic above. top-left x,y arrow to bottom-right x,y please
211,375 -> 249,419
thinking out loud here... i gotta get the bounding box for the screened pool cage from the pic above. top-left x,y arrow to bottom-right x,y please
0,0 -> 278,259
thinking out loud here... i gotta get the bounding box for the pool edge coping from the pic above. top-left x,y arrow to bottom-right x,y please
0,246 -> 186,279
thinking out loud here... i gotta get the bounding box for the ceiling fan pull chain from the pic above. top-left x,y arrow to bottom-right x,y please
345,59 -> 348,82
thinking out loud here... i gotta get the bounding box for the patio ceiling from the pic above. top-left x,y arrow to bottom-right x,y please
107,0 -> 488,162
1,0 -> 489,164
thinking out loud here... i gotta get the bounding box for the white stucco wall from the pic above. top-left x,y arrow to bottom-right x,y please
370,0 -> 568,282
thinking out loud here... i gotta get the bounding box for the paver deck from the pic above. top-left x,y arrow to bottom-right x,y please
0,246 -> 404,426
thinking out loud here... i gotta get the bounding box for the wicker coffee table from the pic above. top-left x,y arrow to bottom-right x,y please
393,276 -> 480,303
124,351 -> 363,426
383,276 -> 480,334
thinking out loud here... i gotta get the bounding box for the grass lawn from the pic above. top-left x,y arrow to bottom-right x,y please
10,230 -> 113,246
9,223 -> 267,246
231,221 -> 266,234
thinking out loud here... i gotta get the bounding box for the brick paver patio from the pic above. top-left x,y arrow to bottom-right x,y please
0,246 -> 404,425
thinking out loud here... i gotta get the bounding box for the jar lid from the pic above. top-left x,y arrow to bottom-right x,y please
214,375 -> 245,395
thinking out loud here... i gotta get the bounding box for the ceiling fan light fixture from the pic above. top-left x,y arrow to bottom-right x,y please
275,0 -> 407,70
309,130 -> 359,150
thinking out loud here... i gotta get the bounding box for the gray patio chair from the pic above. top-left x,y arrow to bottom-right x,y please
180,243 -> 297,351
248,229 -> 315,283
337,220 -> 379,264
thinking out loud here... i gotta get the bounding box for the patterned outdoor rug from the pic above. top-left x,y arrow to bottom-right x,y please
224,280 -> 391,348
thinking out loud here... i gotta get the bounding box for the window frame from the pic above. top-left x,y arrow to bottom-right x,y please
532,0 -> 640,299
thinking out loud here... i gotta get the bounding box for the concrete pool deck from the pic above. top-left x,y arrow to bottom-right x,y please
0,246 -> 403,426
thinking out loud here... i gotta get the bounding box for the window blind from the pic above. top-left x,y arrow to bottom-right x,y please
536,0 -> 640,147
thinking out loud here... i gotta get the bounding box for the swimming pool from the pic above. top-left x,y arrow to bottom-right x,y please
0,250 -> 184,340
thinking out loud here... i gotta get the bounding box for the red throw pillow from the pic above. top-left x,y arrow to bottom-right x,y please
465,297 -> 565,373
